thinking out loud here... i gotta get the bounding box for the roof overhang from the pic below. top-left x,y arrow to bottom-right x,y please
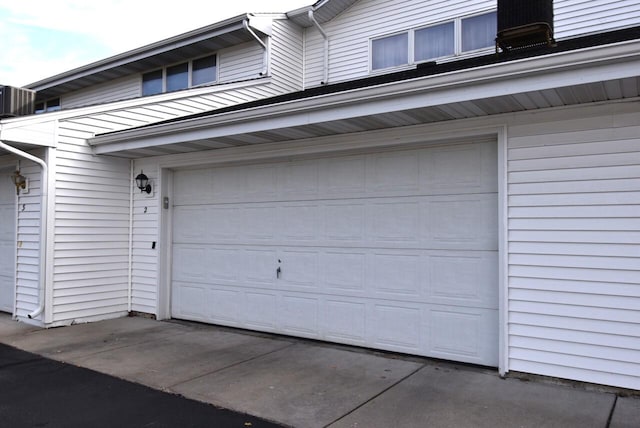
287,0 -> 359,27
0,118 -> 57,156
89,39 -> 640,158
27,14 -> 274,101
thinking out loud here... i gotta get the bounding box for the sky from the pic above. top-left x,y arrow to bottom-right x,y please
0,0 -> 313,87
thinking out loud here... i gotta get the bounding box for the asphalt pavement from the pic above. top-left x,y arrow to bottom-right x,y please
0,342 -> 283,428
1,314 -> 638,428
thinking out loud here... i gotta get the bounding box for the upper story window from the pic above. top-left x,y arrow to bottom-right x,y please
142,54 -> 217,96
371,11 -> 497,71
35,97 -> 61,114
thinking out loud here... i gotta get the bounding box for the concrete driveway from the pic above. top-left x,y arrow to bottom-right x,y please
1,314 -> 637,428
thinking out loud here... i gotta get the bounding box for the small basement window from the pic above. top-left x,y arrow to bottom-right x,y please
371,10 -> 496,71
142,54 -> 217,96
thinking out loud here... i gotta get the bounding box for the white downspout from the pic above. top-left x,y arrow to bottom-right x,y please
308,10 -> 329,85
244,20 -> 270,76
0,140 -> 48,320
127,160 -> 134,312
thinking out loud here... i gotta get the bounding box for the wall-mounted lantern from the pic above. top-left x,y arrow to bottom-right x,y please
135,171 -> 152,194
11,170 -> 27,195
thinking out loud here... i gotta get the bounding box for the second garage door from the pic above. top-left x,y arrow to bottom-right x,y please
0,168 -> 16,313
171,139 -> 499,366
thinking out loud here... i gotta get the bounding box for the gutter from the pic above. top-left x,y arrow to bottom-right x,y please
0,140 -> 48,320
308,10 -> 329,84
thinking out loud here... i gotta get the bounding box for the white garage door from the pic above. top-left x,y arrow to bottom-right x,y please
171,140 -> 499,366
0,169 -> 16,313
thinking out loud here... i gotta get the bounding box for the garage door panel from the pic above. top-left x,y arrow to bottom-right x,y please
174,195 -> 497,251
428,252 -> 499,308
0,172 -> 15,313
371,252 -> 422,298
323,299 -> 367,344
245,291 -> 278,330
280,294 -> 320,337
425,143 -> 495,191
171,140 -> 499,366
322,251 -> 366,292
427,306 -> 499,365
279,250 -> 318,288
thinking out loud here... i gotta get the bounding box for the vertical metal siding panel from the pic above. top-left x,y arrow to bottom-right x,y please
506,105 -> 640,390
62,75 -> 141,109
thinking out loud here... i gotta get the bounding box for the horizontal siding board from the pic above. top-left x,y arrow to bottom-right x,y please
513,204 -> 640,217
509,217 -> 640,230
509,242 -> 640,258
508,165 -> 640,183
509,265 -> 640,284
510,325 -> 640,353
509,312 -> 640,337
509,152 -> 640,171
509,288 -> 640,310
508,178 -> 640,195
509,359 -> 639,390
509,347 -> 639,378
510,335 -> 640,362
509,192 -> 640,206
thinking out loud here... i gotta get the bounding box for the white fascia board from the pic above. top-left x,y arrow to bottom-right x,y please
0,119 -> 58,147
27,16 -> 249,90
90,39 -> 640,154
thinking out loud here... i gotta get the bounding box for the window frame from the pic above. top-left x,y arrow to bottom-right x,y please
34,97 -> 61,114
370,10 -> 496,72
142,53 -> 218,96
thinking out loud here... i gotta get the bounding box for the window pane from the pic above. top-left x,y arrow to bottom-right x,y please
372,33 -> 408,70
192,55 -> 216,86
166,62 -> 188,92
142,70 -> 163,96
462,11 -> 497,52
46,98 -> 61,112
415,22 -> 455,61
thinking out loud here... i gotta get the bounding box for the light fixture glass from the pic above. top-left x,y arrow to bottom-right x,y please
135,171 -> 152,194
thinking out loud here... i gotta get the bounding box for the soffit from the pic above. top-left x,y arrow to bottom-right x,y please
97,75 -> 640,158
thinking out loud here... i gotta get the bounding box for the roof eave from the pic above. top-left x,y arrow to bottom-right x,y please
89,39 -> 640,154
25,13 -> 251,92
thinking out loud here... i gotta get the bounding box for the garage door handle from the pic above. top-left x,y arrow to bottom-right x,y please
276,266 -> 282,279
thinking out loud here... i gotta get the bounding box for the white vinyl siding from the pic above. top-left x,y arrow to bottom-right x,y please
218,42 -> 263,83
304,0 -> 496,85
269,20 -> 304,93
62,75 -> 142,109
52,124 -> 131,323
554,0 -> 640,39
506,104 -> 640,390
130,160 -> 159,315
304,0 -> 640,85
